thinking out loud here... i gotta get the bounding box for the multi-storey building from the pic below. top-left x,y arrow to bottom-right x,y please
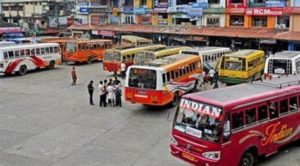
202,0 -> 226,27
152,0 -> 171,26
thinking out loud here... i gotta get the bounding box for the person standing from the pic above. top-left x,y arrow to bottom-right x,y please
71,67 -> 77,85
99,81 -> 106,107
208,68 -> 215,85
103,79 -> 108,106
115,83 -> 122,107
213,71 -> 219,89
87,80 -> 94,105
113,76 -> 121,86
120,61 -> 126,79
107,83 -> 115,107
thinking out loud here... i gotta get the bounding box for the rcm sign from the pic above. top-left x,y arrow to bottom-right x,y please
246,8 -> 283,16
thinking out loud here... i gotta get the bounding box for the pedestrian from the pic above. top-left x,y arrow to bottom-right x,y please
99,81 -> 106,107
87,80 -> 94,105
213,71 -> 219,89
113,76 -> 121,86
208,68 -> 215,85
107,83 -> 115,107
120,61 -> 126,79
71,67 -> 77,85
115,83 -> 122,107
103,79 -> 108,106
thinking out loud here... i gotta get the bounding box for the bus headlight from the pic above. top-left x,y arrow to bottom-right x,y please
202,151 -> 221,161
171,136 -> 178,145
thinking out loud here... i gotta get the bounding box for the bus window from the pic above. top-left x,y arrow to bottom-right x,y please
45,47 -> 50,54
162,73 -> 166,84
41,48 -> 45,54
128,68 -> 156,89
167,72 -> 171,82
175,69 -> 179,78
245,108 -> 256,125
232,111 -> 244,129
50,47 -> 54,53
25,49 -> 30,56
179,68 -> 183,76
269,102 -> 279,119
36,48 -> 40,54
171,70 -> 175,79
20,50 -> 25,57
289,96 -> 298,112
185,66 -> 190,73
258,105 -> 268,121
15,51 -> 20,58
55,47 -> 59,53
280,99 -> 288,114
182,67 -> 186,75
4,52 -> 8,59
8,51 -> 14,59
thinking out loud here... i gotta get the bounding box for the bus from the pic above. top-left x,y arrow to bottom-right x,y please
103,44 -> 166,73
0,43 -> 61,75
125,54 -> 202,107
264,51 -> 300,77
7,36 -> 59,44
65,39 -> 113,64
120,35 -> 152,46
170,74 -> 300,166
0,41 -> 15,47
180,47 -> 231,72
134,46 -> 191,65
218,49 -> 265,84
40,37 -> 74,62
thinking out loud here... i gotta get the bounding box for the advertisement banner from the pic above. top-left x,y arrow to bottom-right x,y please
265,1 -> 285,8
246,8 -> 283,16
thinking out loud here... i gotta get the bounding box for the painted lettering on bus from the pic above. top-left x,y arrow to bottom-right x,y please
180,99 -> 222,118
261,122 -> 293,146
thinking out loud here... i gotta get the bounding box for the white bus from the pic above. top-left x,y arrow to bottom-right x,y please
180,47 -> 231,72
264,51 -> 300,76
0,41 -> 15,47
0,43 -> 61,75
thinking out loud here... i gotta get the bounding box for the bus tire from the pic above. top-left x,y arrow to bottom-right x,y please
48,61 -> 55,70
239,152 -> 255,166
18,65 -> 27,76
87,56 -> 93,64
171,92 -> 179,107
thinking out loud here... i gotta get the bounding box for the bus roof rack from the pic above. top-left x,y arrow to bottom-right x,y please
252,74 -> 300,89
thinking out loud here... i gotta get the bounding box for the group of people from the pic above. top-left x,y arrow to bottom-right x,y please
198,68 -> 219,89
88,77 -> 122,107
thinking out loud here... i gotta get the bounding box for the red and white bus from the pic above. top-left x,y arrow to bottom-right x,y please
125,54 -> 202,107
170,74 -> 300,166
0,43 -> 61,75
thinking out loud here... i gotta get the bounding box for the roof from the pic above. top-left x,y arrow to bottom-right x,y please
184,74 -> 300,107
67,39 -> 112,44
121,35 -> 152,42
275,31 -> 300,41
271,51 -> 300,59
141,54 -> 199,67
224,49 -> 262,58
182,47 -> 231,53
69,25 -> 287,40
0,43 -> 60,50
112,44 -> 166,53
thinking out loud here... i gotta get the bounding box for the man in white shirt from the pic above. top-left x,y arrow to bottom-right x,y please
208,69 -> 215,85
98,81 -> 106,107
120,61 -> 126,79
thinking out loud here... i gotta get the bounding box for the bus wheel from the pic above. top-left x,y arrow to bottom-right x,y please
18,65 -> 27,75
87,57 -> 93,64
171,93 -> 179,107
48,61 -> 55,70
239,152 -> 254,166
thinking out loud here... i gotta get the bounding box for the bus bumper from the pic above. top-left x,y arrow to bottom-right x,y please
219,76 -> 248,85
170,144 -> 220,166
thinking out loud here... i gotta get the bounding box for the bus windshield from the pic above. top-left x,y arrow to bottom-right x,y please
174,99 -> 224,143
223,60 -> 243,71
113,51 -> 122,62
135,52 -> 154,64
66,42 -> 76,52
271,59 -> 291,74
128,68 -> 156,89
104,51 -> 113,61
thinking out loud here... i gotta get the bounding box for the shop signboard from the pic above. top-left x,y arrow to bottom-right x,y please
98,30 -> 115,37
191,1 -> 208,9
189,7 -> 203,17
154,2 -> 168,8
265,1 -> 285,8
133,7 -> 146,14
225,8 -> 246,14
177,5 -> 190,13
246,7 -> 283,16
79,7 -> 88,14
123,7 -> 134,13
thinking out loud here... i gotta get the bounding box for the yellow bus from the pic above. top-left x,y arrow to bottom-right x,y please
103,44 -> 166,73
121,35 -> 152,46
218,49 -> 265,84
125,54 -> 202,107
134,46 -> 191,65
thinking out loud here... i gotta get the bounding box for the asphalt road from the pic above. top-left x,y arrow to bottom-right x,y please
0,63 -> 299,166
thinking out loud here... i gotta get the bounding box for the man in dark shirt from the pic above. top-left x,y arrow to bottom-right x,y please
87,80 -> 94,105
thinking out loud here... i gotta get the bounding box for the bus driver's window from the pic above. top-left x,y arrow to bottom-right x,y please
269,102 -> 279,119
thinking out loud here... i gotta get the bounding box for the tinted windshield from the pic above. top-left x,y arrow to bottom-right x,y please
269,59 -> 292,74
129,68 -> 157,89
104,51 -> 113,61
113,51 -> 122,62
135,52 -> 154,64
223,60 -> 243,71
174,99 -> 224,143
66,42 -> 76,52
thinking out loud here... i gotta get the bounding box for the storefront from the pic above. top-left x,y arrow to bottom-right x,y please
225,8 -> 246,27
245,8 -> 284,29
152,2 -> 171,26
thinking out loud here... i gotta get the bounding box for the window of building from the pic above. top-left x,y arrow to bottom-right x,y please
207,17 -> 220,27
277,16 -> 290,29
2,6 -> 9,11
177,0 -> 196,5
230,16 -> 244,26
208,0 -> 220,4
231,0 -> 243,3
232,111 -> 244,129
252,16 -> 267,27
124,0 -> 133,6
258,105 -> 268,121
141,0 -> 147,6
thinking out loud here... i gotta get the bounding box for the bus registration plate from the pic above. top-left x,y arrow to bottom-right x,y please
182,152 -> 195,161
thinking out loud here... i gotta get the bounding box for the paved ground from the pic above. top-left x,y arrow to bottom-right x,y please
0,63 -> 299,166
